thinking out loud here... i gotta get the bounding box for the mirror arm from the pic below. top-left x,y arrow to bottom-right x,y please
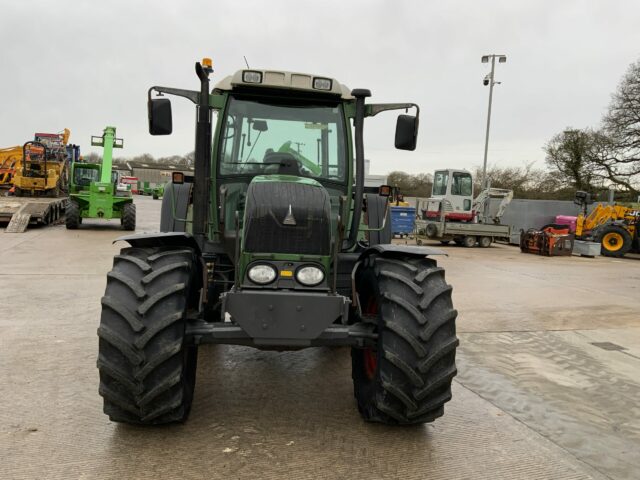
366,103 -> 420,118
148,86 -> 200,105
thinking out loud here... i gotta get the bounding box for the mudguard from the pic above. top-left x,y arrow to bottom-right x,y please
358,243 -> 446,260
160,182 -> 191,233
367,194 -> 392,245
114,231 -> 201,255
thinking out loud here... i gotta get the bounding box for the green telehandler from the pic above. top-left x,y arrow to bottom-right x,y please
97,60 -> 458,426
66,126 -> 136,230
139,181 -> 165,199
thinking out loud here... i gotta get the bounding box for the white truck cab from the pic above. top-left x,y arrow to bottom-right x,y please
424,169 -> 474,222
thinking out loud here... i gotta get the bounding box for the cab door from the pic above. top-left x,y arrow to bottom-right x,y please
448,171 -> 474,221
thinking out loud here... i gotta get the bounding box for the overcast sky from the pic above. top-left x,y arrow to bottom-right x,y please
2,0 -> 639,176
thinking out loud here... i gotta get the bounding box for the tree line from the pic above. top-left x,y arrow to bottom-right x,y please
83,151 -> 195,168
392,58 -> 640,202
544,59 -> 639,201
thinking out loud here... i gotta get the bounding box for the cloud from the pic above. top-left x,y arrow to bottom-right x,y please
1,0 -> 639,175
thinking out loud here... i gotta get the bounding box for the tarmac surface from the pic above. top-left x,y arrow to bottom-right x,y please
1,195 -> 639,479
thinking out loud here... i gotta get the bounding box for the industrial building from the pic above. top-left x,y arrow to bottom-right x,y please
113,160 -> 195,186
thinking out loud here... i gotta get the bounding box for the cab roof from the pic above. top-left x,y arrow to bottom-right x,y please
213,69 -> 353,100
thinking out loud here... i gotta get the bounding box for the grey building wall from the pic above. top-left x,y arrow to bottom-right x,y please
494,199 -> 586,244
127,167 -> 194,185
132,168 -> 167,184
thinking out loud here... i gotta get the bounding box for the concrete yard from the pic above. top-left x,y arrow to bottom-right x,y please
1,195 -> 639,480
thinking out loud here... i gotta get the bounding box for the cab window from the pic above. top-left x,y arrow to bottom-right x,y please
451,172 -> 472,196
432,171 -> 449,196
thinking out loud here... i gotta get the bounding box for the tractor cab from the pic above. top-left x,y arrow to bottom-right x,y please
423,169 -> 474,221
213,73 -> 352,256
22,142 -> 48,177
71,163 -> 100,192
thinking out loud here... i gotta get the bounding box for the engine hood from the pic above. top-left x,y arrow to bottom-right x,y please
242,175 -> 332,256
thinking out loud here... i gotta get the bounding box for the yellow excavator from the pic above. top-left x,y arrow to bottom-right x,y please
0,146 -> 22,187
574,191 -> 640,257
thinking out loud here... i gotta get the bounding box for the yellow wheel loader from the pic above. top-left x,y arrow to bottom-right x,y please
574,191 -> 640,257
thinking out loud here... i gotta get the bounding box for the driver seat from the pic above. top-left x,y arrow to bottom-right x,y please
263,152 -> 302,176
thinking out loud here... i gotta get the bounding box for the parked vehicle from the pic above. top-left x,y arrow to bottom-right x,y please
119,175 -> 139,194
96,59 -> 459,426
66,127 -> 135,230
573,191 -> 639,257
416,168 -> 512,247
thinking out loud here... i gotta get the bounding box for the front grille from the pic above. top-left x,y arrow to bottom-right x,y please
244,180 -> 331,255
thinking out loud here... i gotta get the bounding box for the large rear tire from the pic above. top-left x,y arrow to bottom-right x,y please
352,255 -> 458,425
479,236 -> 492,248
596,224 -> 632,257
65,199 -> 80,229
98,247 -> 199,424
462,235 -> 476,248
122,202 -> 136,231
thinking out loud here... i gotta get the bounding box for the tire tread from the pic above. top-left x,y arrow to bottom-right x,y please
97,246 -> 197,425
352,254 -> 458,425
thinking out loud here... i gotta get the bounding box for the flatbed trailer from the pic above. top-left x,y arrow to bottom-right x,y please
416,217 -> 510,248
0,196 -> 67,233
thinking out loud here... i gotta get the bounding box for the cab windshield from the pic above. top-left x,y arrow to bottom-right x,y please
219,97 -> 347,183
74,166 -> 99,187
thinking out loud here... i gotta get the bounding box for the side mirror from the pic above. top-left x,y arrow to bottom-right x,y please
395,114 -> 418,151
378,185 -> 391,197
253,120 -> 268,132
172,172 -> 184,184
148,98 -> 173,135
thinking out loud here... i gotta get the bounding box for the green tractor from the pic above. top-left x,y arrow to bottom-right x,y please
66,127 -> 136,230
97,60 -> 458,426
138,180 -> 165,199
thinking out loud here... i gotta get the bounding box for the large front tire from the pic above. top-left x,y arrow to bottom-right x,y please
98,247 -> 199,424
122,202 -> 136,231
66,199 -> 80,229
352,255 -> 458,425
596,224 -> 632,257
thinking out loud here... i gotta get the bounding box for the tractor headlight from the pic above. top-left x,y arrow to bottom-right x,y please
296,265 -> 324,286
248,264 -> 277,285
313,77 -> 332,91
242,70 -> 263,84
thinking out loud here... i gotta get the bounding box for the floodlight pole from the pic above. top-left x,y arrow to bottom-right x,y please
481,54 -> 506,190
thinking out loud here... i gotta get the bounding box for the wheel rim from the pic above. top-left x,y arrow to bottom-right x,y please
362,296 -> 379,380
603,232 -> 624,251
